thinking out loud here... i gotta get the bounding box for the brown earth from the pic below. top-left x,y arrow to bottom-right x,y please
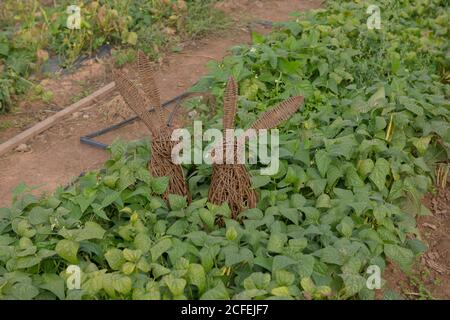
381,186 -> 450,300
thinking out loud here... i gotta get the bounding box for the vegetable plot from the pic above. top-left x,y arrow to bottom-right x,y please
0,0 -> 449,300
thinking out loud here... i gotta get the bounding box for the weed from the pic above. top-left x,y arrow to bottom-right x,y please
0,120 -> 13,132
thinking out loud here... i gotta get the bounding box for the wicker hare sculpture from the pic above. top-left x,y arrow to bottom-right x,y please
208,76 -> 304,219
112,51 -> 191,202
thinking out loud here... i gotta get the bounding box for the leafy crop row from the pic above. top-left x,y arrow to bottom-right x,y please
0,0 -> 448,299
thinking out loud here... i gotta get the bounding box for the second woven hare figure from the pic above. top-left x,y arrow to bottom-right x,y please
113,51 -> 191,203
208,76 -> 304,218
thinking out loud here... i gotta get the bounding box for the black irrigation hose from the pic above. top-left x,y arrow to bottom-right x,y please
248,19 -> 274,28
72,90 -> 192,189
80,91 -> 192,150
69,91 -> 186,188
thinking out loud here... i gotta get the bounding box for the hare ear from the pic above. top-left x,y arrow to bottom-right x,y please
223,76 -> 238,129
249,96 -> 304,130
137,50 -> 166,125
113,69 -> 157,135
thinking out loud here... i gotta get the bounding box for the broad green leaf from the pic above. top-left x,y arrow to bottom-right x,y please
280,208 -> 299,225
253,255 -> 272,271
199,245 -> 219,272
55,240 -> 79,264
316,285 -> 332,297
368,86 -> 385,108
9,283 -> 39,300
75,222 -> 106,242
406,239 -> 427,255
316,194 -> 331,208
112,275 -> 132,295
109,140 -> 127,159
151,263 -> 171,278
200,282 -> 229,300
101,189 -> 121,208
369,158 -> 390,191
289,238 -> 308,253
164,275 -> 186,296
136,258 -> 150,273
315,150 -> 332,178
357,159 -> 374,178
13,219 -> 36,238
134,233 -> 152,253
326,165 -> 342,188
272,255 -> 297,271
13,256 -> 41,269
168,194 -> 187,210
118,167 -> 136,190
300,277 -> 315,294
198,208 -> 215,229
150,238 -> 172,262
225,227 -> 238,241
151,176 -> 169,194
307,179 -> 327,196
274,270 -> 295,286
28,207 -> 52,225
251,175 -> 271,188
243,272 -> 271,290
296,254 -> 315,278
341,273 -> 366,297
271,286 -> 291,297
123,248 -> 142,262
337,217 -> 354,238
412,136 -> 432,155
345,165 -> 365,188
187,264 -> 206,293
317,246 -> 344,265
38,274 -> 65,300
267,232 -> 287,253
283,166 -> 300,185
167,220 -> 188,237
223,246 -> 253,266
384,244 -> 414,271
341,257 -> 362,274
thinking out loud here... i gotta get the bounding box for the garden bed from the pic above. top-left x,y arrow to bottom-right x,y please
0,0 -> 448,300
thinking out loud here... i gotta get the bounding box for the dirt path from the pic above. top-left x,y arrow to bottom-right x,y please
382,187 -> 450,300
0,0 -> 322,206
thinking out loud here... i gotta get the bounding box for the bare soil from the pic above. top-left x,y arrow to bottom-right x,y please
382,186 -> 450,300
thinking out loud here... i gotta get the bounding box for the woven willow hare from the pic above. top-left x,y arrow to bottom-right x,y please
208,76 -> 304,218
113,51 -> 190,202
